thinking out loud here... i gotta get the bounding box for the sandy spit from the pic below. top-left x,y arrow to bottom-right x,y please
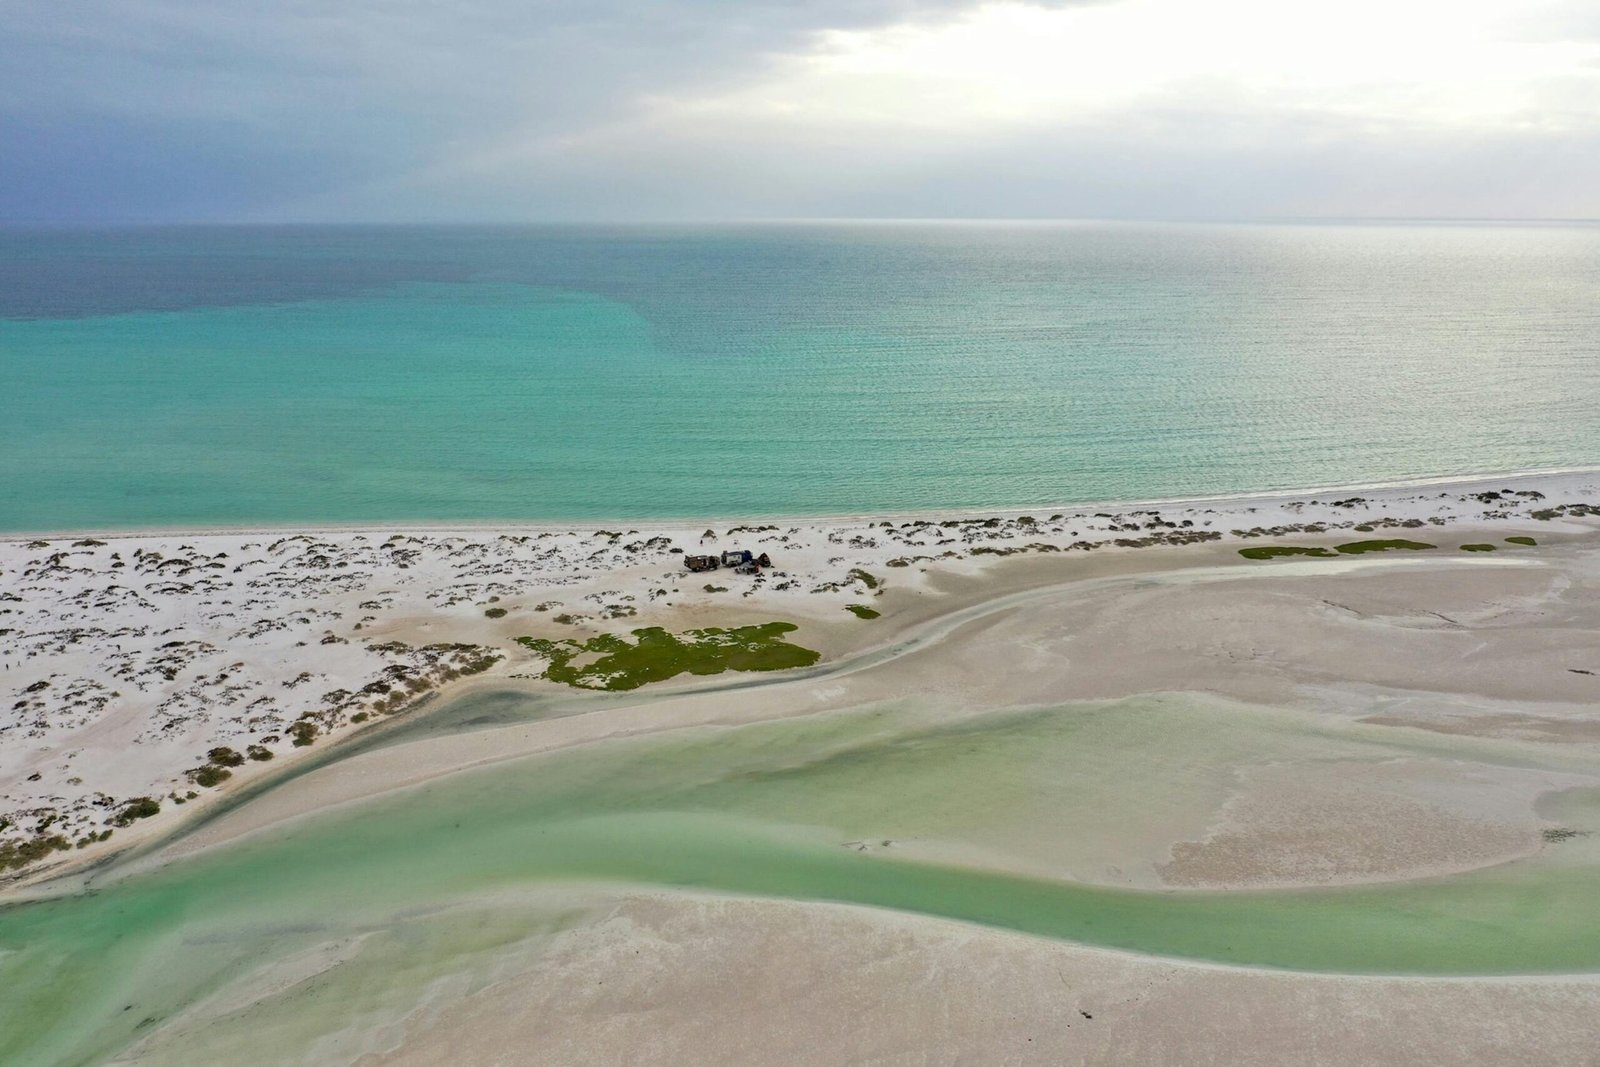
3,470 -> 1597,889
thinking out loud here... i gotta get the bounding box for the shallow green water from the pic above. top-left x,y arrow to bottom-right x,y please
3,696 -> 1599,1064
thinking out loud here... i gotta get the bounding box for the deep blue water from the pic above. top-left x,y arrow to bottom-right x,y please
1,221 -> 1597,531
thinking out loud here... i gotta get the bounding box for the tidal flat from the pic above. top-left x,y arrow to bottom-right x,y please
6,692 -> 1600,1065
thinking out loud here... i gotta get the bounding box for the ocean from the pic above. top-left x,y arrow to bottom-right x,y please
1,221 -> 1597,531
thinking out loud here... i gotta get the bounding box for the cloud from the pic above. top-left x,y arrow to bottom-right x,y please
0,0 -> 1596,221
3,0 -> 1058,219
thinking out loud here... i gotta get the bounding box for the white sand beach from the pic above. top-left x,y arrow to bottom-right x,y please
3,470 -> 1598,885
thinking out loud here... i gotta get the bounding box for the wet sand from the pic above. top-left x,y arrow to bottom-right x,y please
368,892 -> 1600,1067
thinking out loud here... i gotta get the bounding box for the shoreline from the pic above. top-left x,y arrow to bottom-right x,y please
3,467 -> 1598,893
4,465 -> 1596,543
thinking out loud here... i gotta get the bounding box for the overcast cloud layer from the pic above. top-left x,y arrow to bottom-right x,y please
2,0 -> 1597,222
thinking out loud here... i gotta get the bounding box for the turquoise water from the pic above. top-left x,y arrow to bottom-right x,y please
2,222 -> 1598,531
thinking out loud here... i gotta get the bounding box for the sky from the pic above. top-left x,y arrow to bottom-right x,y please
2,0 -> 1598,222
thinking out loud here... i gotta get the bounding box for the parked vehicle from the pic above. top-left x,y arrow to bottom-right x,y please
691,547 -> 769,575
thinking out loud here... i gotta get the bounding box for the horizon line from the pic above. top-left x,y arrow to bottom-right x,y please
2,215 -> 1598,230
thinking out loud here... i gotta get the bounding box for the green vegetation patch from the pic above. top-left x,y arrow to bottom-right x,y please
0,834 -> 70,872
517,623 -> 820,691
111,797 -> 160,827
1237,545 -> 1337,560
188,765 -> 232,788
1239,540 -> 1436,560
847,568 -> 880,590
1506,536 -> 1537,546
1334,539 -> 1436,555
1529,505 -> 1598,521
483,607 -> 508,619
1460,544 -> 1497,553
846,604 -> 881,620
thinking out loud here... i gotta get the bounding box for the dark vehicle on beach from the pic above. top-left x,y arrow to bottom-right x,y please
684,554 -> 720,572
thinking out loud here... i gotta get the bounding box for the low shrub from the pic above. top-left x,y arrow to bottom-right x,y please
189,765 -> 232,788
112,797 -> 161,826
0,834 -> 71,871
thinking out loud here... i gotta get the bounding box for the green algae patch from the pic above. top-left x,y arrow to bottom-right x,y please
1238,545 -> 1337,560
1506,536 -> 1537,546
1460,544 -> 1497,552
846,604 -> 882,620
1238,539 -> 1439,561
518,623 -> 820,691
1334,539 -> 1436,554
